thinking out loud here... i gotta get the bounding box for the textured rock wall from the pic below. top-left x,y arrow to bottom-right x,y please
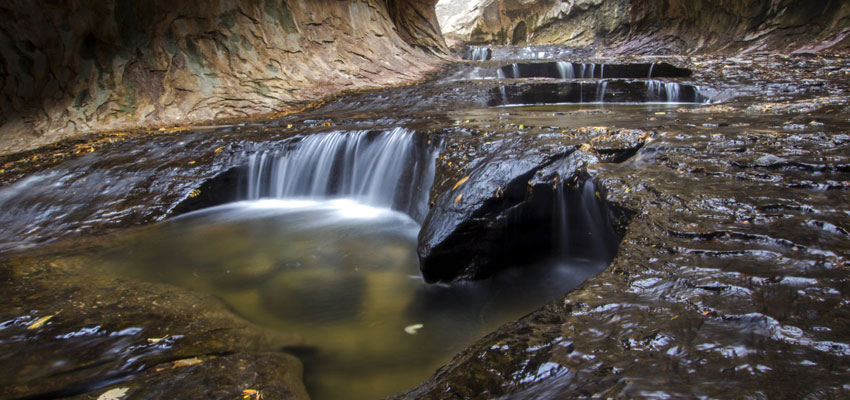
0,0 -> 446,155
436,0 -> 850,53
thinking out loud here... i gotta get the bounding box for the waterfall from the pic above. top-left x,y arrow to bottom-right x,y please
599,64 -> 604,79
648,62 -> 656,78
556,62 -> 574,79
512,63 -> 520,79
552,180 -> 617,260
465,46 -> 491,61
243,128 -> 437,222
595,80 -> 608,103
646,80 -> 683,102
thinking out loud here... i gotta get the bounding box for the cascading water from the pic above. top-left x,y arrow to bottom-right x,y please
242,127 -> 437,222
552,180 -> 617,260
645,80 -> 709,103
595,80 -> 608,103
556,61 -> 574,79
465,46 -> 492,61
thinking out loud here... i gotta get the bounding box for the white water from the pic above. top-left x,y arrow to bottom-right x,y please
556,61 -> 574,79
243,127 -> 437,222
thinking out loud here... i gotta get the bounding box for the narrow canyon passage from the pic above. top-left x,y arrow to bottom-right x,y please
1,1 -> 849,399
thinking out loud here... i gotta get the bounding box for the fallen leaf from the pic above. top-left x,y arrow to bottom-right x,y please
97,387 -> 129,400
323,121 -> 331,126
453,193 -> 462,205
670,315 -> 679,320
214,146 -> 224,154
147,334 -> 171,343
452,176 -> 470,191
172,357 -> 202,368
28,314 -> 55,330
404,324 -> 424,335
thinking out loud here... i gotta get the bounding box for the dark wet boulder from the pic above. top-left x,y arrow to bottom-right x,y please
418,143 -> 610,282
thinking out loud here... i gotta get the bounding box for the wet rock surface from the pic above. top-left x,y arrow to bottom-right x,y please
0,51 -> 849,398
399,55 -> 850,398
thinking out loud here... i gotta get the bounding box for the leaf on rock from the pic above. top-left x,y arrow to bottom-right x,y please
27,314 -> 55,330
97,387 -> 129,400
453,193 -> 462,205
172,357 -> 203,368
452,176 -> 470,191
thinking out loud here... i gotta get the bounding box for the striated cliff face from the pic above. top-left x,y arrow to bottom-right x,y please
436,0 -> 850,53
0,0 -> 446,155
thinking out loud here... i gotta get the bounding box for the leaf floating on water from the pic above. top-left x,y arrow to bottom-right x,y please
172,357 -> 203,368
453,193 -> 462,205
452,176 -> 470,191
243,389 -> 263,399
28,314 -> 55,330
97,387 -> 129,400
404,323 -> 424,335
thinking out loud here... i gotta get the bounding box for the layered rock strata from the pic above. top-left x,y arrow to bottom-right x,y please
436,0 -> 850,53
0,0 -> 446,155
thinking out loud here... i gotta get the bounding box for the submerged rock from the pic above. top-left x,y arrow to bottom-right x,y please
0,246 -> 307,399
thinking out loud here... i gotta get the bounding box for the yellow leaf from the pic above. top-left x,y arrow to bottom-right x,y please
453,193 -> 462,205
670,315 -> 679,320
188,189 -> 201,198
188,160 -> 196,165
286,124 -> 293,129
323,121 -> 331,126
147,335 -> 171,343
28,314 -> 55,330
97,387 -> 129,400
172,357 -> 202,368
518,124 -> 524,129
214,146 -> 224,154
452,176 -> 470,191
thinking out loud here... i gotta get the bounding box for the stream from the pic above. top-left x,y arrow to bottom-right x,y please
1,47 -> 849,399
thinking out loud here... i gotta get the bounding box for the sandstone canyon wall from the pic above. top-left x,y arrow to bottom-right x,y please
0,0 -> 446,155
436,0 -> 850,54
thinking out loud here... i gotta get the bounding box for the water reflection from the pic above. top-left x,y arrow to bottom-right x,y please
70,199 -> 605,399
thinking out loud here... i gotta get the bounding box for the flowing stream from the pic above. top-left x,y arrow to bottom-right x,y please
51,127 -> 609,400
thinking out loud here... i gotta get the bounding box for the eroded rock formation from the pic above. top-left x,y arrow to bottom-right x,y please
0,0 -> 446,155
436,0 -> 850,53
